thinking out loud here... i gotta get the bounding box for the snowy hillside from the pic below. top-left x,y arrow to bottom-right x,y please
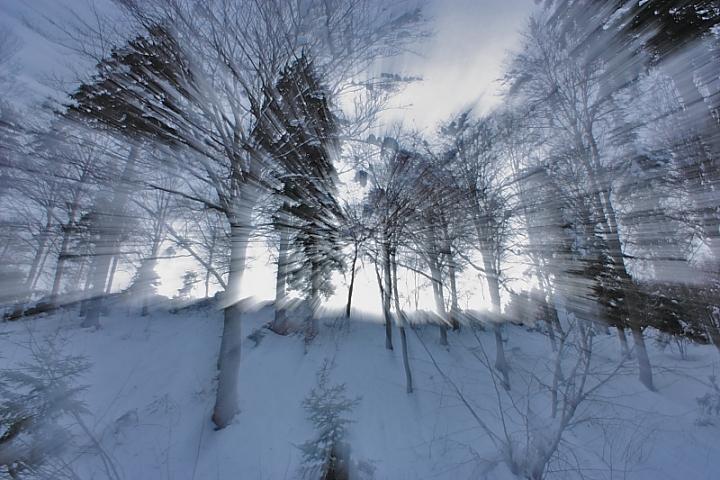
1,299 -> 718,479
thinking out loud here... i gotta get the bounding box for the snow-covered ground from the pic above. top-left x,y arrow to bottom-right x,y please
1,297 -> 719,479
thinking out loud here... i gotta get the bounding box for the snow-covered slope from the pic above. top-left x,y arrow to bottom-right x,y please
1,299 -> 718,479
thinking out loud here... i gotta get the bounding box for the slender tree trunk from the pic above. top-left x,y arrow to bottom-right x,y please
345,245 -> 358,318
310,258 -> 321,335
631,323 -> 654,391
587,133 -> 655,390
271,219 -> 290,334
83,146 -> 139,328
443,225 -> 460,330
105,256 -> 118,295
79,262 -> 93,317
429,258 -> 448,346
447,254 -> 459,331
49,176 -> 87,308
141,219 -> 165,316
212,182 -> 259,430
426,226 -> 448,346
669,55 -> 720,265
205,231 -> 215,298
382,242 -> 394,350
544,298 -> 558,352
31,240 -> 54,292
50,221 -> 75,307
9,211 -> 55,319
391,249 -> 412,393
617,327 -> 630,359
82,240 -> 116,328
476,224 -> 510,388
24,211 -> 54,293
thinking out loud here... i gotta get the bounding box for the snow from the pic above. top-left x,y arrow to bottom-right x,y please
1,298 -> 719,479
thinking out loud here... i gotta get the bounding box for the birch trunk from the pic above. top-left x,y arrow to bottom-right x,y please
391,250 -> 412,393
212,182 -> 259,430
83,146 -> 139,328
345,245 -> 358,318
270,219 -> 290,334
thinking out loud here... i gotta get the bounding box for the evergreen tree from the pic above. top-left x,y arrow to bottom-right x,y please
297,361 -> 374,480
252,54 -> 344,330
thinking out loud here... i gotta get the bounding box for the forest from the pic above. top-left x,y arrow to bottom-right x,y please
1,0 -> 720,479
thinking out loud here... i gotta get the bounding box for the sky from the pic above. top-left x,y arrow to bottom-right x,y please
380,0 -> 537,130
0,0 -> 537,305
1,0 -> 537,121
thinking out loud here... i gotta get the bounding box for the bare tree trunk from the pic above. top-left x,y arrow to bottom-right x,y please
479,239 -> 510,388
492,321 -> 510,390
78,263 -> 93,317
9,212 -> 55,319
213,301 -> 243,430
49,175 -> 87,308
443,225 -> 460,330
30,240 -> 54,292
587,134 -> 655,391
345,245 -> 358,318
212,183 -> 259,430
391,249 -> 412,393
447,258 -> 459,330
80,249 -> 114,328
205,230 -> 216,298
617,327 -> 630,360
82,241 -> 115,329
631,324 -> 654,391
141,220 -> 165,316
382,240 -> 393,350
426,228 -> 448,346
49,221 -> 76,307
310,259 -> 321,335
429,261 -> 448,346
271,208 -> 290,334
24,212 -> 54,293
105,256 -> 118,295
83,146 -> 139,328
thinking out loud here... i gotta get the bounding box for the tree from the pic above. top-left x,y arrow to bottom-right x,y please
506,8 -> 656,389
251,53 -> 343,334
439,114 -> 514,389
69,0 -> 428,429
297,361 -> 374,480
547,0 -> 720,269
363,136 -> 449,392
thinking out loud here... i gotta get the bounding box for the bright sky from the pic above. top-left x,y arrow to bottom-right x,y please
1,0 -> 536,118
380,0 -> 537,130
0,0 -> 537,307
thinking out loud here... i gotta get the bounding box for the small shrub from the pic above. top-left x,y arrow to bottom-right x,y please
696,374 -> 720,426
297,360 -> 374,480
0,336 -> 91,478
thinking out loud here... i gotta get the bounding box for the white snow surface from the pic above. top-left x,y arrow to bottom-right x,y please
1,297 -> 719,480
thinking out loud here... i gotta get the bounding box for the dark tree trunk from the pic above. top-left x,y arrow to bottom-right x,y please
50,221 -> 75,308
83,146 -> 139,328
426,228 -> 448,346
477,223 -> 510,389
493,321 -> 510,390
212,182 -> 258,430
382,241 -> 393,350
391,249 -> 412,393
311,259 -> 321,335
213,303 -> 243,429
443,225 -> 460,330
345,245 -> 358,318
271,210 -> 290,334
631,323 -> 654,391
617,327 -> 630,360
